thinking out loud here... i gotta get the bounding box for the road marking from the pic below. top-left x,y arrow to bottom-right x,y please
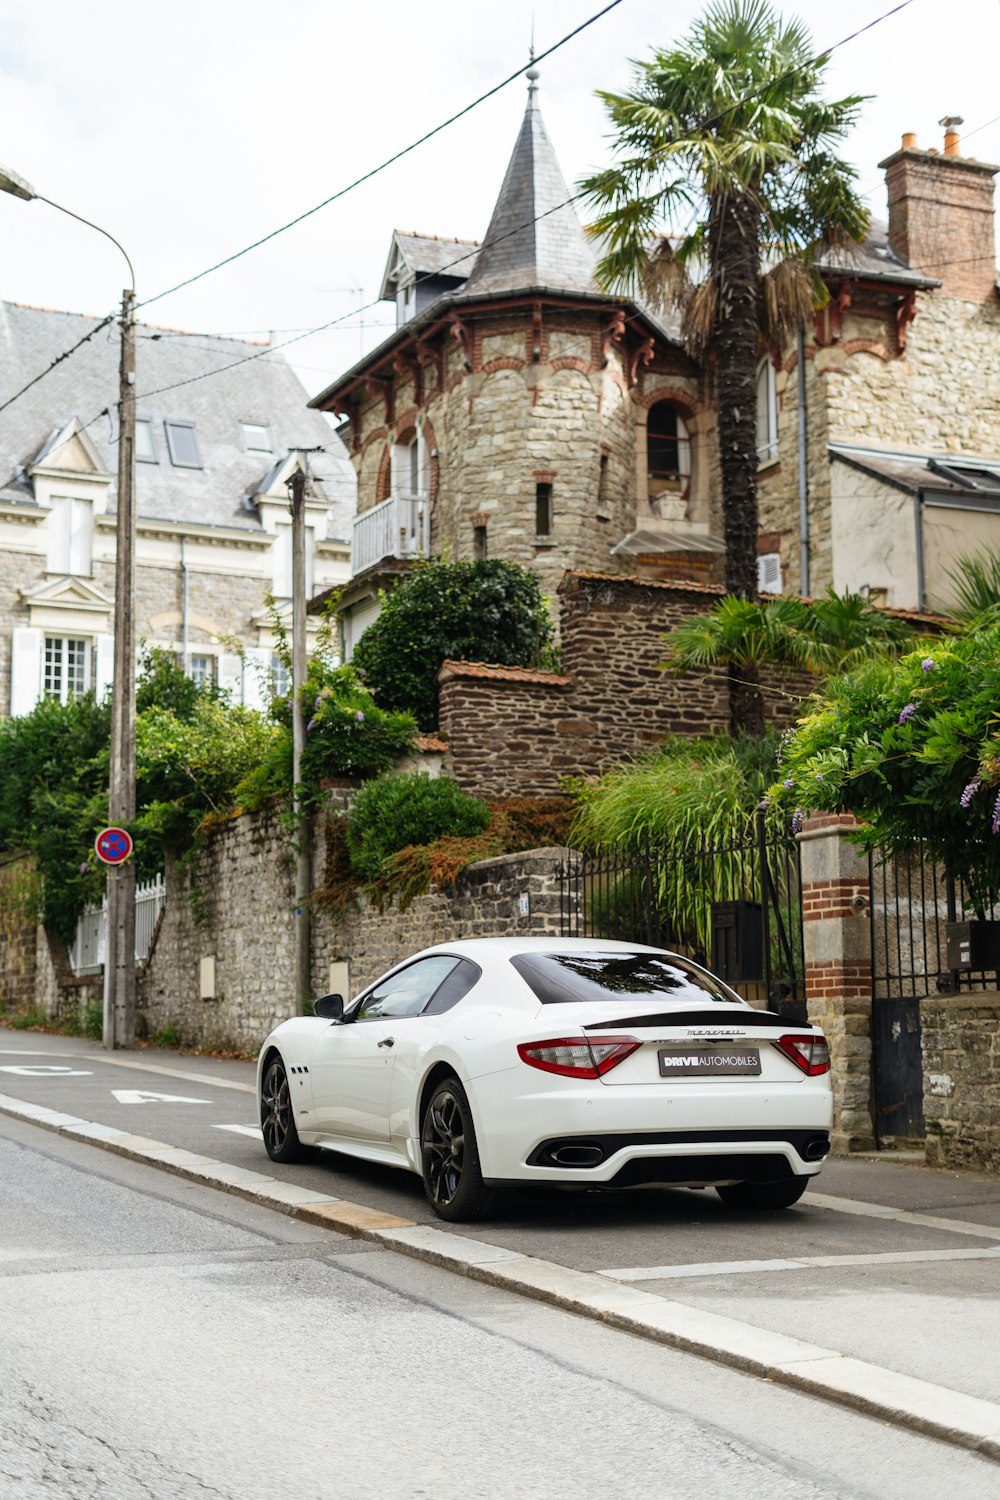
600,1245 -> 1000,1281
111,1089 -> 212,1105
1,1088 -> 1000,1461
212,1123 -> 263,1139
808,1190 -> 1000,1243
0,1065 -> 92,1077
83,1054 -> 254,1094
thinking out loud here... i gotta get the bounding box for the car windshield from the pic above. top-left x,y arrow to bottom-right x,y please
509,951 -> 741,1006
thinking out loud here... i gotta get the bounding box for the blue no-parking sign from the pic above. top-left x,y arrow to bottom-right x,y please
95,826 -> 133,865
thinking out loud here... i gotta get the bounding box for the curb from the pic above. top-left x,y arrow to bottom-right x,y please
3,1090 -> 999,1464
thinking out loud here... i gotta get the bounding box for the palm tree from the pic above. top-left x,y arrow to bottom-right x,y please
580,0 -> 868,734
661,590 -> 920,682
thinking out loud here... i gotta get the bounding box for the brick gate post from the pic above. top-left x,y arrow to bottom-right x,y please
797,814 -> 875,1152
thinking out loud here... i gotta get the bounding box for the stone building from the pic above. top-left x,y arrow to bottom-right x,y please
310,69 -> 721,654
0,301 -> 355,714
313,86 -> 1000,636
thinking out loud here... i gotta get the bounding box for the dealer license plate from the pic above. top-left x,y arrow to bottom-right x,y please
658,1046 -> 761,1078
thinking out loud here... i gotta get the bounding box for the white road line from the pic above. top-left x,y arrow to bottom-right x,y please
81,1054 -> 255,1094
808,1190 -> 1000,1243
212,1124 -> 263,1139
601,1246 -> 1000,1281
2,1088 -> 1000,1460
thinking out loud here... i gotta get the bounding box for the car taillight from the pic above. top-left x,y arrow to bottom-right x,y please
517,1036 -> 639,1079
773,1033 -> 831,1076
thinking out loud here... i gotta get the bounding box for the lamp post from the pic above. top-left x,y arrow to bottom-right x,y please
0,164 -> 137,1049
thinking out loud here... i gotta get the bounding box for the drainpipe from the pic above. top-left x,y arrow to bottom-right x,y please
796,324 -> 810,596
914,490 -> 926,610
180,535 -> 190,673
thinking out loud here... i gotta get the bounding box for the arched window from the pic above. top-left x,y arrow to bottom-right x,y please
646,401 -> 691,490
756,359 -> 778,465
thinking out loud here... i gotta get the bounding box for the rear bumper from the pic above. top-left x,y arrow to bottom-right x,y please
471,1071 -> 833,1183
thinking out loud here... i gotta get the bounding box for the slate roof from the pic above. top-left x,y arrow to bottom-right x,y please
0,301 -> 356,537
830,442 -> 1000,496
379,232 -> 480,298
459,75 -> 597,298
813,219 -> 942,290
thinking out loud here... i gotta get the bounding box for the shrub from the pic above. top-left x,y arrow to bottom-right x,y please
351,559 -> 555,730
570,732 -> 782,851
772,628 -> 1000,911
346,773 -> 491,883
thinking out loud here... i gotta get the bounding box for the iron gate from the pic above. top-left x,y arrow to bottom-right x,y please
559,813 -> 805,1018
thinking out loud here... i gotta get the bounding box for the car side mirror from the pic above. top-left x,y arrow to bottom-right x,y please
314,993 -> 344,1020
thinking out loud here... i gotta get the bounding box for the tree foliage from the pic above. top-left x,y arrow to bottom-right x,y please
351,560 -> 555,730
772,628 -> 1000,912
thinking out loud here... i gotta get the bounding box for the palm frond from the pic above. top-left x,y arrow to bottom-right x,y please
942,548 -> 1000,621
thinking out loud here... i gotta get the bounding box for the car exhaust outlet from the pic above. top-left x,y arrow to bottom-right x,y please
548,1145 -> 604,1167
803,1136 -> 829,1162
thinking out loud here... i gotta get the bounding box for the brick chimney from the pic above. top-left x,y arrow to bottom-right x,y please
879,119 -> 998,302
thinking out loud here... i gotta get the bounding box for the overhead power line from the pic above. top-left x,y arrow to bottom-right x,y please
0,313 -> 114,417
136,0 -> 627,313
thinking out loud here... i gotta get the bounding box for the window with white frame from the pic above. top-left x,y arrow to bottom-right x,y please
241,422 -> 273,457
135,418 -> 158,463
271,653 -> 290,697
272,524 -> 315,599
46,496 -> 93,576
756,360 -> 779,465
164,420 -> 202,468
646,402 -> 691,484
44,636 -> 90,703
391,430 -> 424,499
189,654 -> 214,688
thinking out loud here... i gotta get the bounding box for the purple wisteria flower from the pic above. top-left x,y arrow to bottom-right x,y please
314,695 -> 323,710
897,703 -> 917,725
960,777 -> 982,809
355,710 -> 365,722
921,657 -> 935,672
79,862 -> 89,876
783,778 -> 794,790
791,808 -> 805,833
758,796 -> 771,812
993,791 -> 1000,836
306,717 -> 317,733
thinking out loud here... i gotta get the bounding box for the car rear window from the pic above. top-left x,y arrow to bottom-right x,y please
509,951 -> 740,1006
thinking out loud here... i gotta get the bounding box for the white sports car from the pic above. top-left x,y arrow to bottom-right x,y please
257,937 -> 833,1222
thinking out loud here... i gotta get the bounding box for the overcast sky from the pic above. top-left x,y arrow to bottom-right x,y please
1,0 -> 998,413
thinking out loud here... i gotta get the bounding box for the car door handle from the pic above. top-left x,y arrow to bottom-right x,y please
377,1036 -> 395,1049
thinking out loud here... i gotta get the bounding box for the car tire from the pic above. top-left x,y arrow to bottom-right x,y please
715,1177 -> 809,1211
420,1077 -> 498,1223
261,1055 -> 308,1163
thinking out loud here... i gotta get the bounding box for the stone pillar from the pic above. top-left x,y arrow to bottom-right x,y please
798,814 -> 874,1152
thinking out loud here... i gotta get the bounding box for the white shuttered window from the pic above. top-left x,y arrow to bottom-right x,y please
47,497 -> 93,575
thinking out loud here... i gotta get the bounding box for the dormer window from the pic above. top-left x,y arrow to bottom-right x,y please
164,420 -> 201,468
241,422 -> 273,457
135,418 -> 158,463
47,496 -> 92,576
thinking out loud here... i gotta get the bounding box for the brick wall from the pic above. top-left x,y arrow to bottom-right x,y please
922,992 -> 1000,1174
798,814 -> 875,1151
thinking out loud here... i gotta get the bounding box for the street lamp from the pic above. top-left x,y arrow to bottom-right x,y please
0,163 -> 137,1050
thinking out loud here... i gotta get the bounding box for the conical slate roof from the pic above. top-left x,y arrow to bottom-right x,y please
460,69 -> 597,297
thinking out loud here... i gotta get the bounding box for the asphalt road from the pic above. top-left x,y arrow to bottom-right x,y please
2,1030 -> 1000,1421
3,1109 -> 998,1500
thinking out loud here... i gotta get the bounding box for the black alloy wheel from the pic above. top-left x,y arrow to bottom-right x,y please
261,1056 -> 307,1163
420,1078 -> 497,1222
715,1176 -> 809,1211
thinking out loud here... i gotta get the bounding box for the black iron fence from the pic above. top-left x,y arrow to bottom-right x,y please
558,813 -> 805,1019
869,842 -> 1000,1145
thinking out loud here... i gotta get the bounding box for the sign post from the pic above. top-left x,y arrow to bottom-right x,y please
95,825 -> 134,1049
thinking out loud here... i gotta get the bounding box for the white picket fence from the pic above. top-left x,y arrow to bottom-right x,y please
69,872 -> 166,975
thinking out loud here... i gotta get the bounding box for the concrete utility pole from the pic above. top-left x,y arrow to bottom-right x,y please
0,165 -> 137,1049
106,289 -> 137,1047
287,459 -> 313,1013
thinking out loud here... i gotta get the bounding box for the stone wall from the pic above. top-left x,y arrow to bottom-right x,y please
134,799 -> 571,1053
922,991 -> 1000,1175
0,852 -> 40,1012
438,571 -> 809,799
